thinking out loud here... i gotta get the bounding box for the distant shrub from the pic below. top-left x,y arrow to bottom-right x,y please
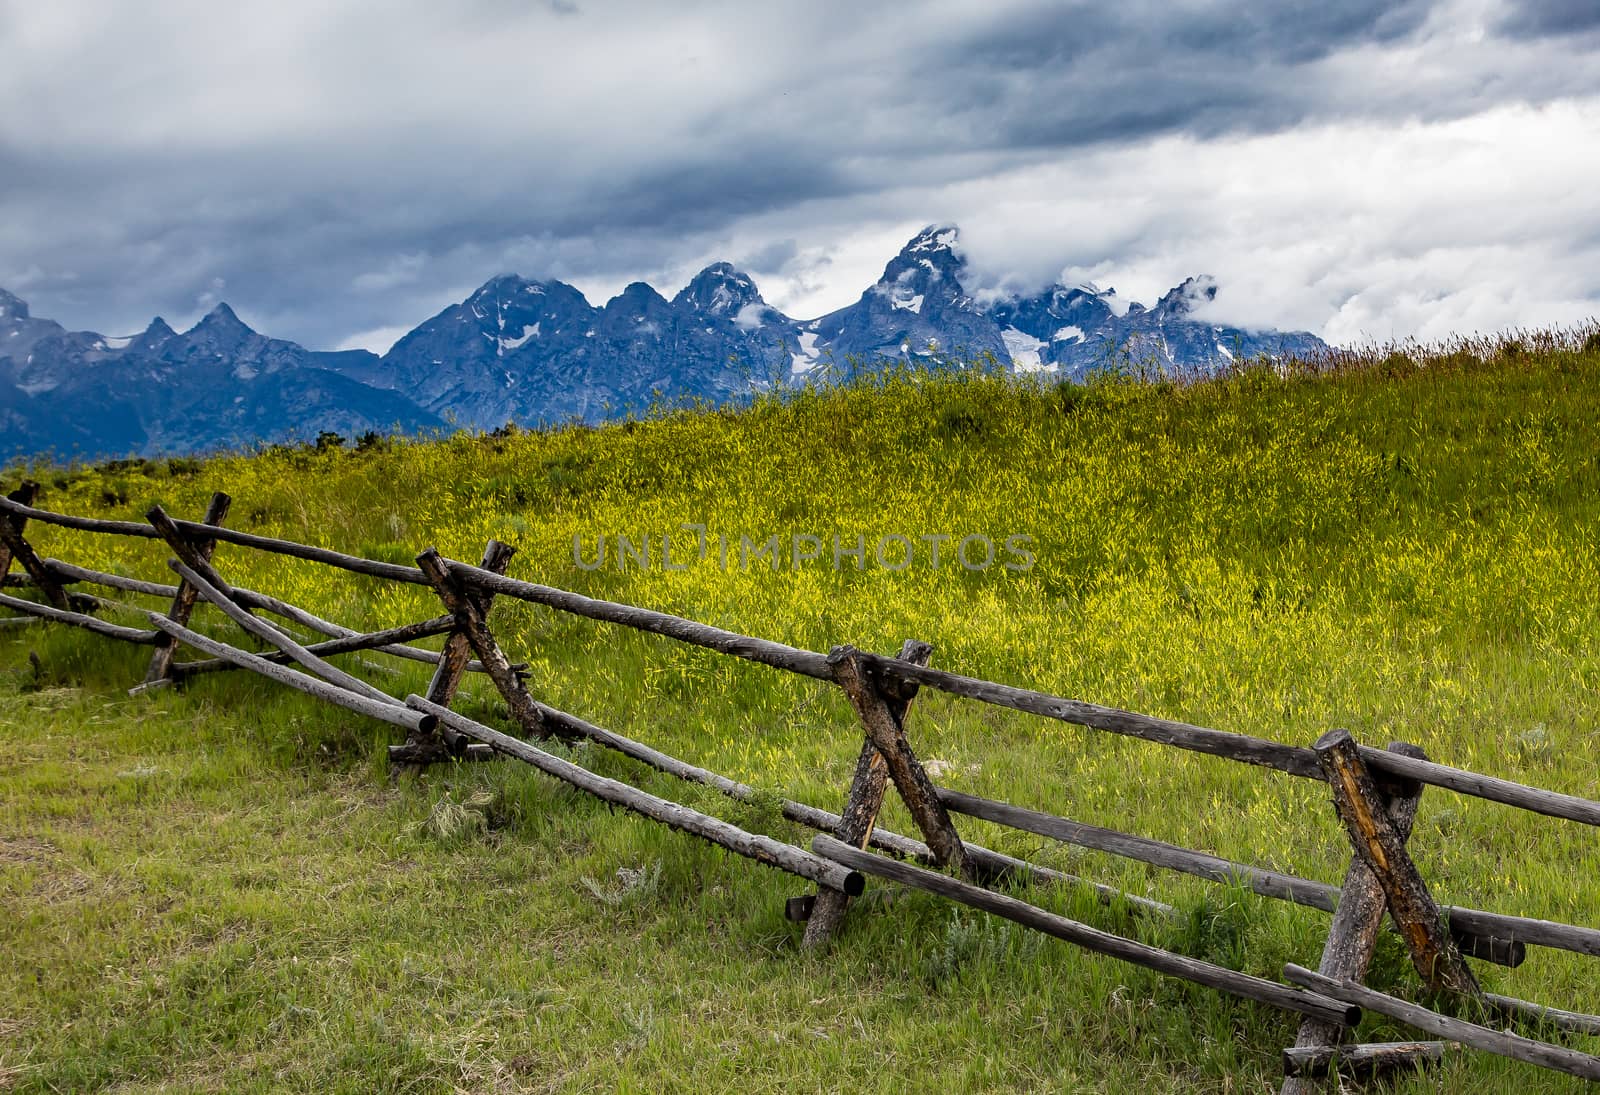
1051,381 -> 1090,416
542,452 -> 592,495
1378,351 -> 1417,377
935,398 -> 987,440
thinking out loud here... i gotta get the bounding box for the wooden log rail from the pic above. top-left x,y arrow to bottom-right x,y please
6,494 -> 1598,826
1285,964 -> 1600,1082
405,695 -> 864,897
0,491 -> 162,539
1,527 -> 512,683
934,786 -> 1588,966
424,690 -> 1179,920
814,835 -> 1361,1028
437,558 -> 1600,827
169,558 -> 399,707
223,586 -> 516,677
851,651 -> 1600,828
1282,1041 -> 1456,1081
38,559 -> 182,598
0,588 -> 162,644
142,612 -> 434,736
169,616 -> 457,679
1486,992 -> 1600,1037
435,559 -> 835,679
0,491 -> 427,584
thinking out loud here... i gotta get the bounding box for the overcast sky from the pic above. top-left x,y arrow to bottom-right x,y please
2,0 -> 1598,352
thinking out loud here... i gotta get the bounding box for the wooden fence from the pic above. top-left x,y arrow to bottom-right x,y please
3,482 -> 1599,1088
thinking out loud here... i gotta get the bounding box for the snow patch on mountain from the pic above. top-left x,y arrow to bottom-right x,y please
500,323 -> 539,352
790,331 -> 821,374
909,226 -> 960,253
1002,326 -> 1050,371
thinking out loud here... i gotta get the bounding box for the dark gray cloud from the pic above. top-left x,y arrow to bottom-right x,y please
1499,0 -> 1600,37
1,0 -> 1597,350
945,8 -> 1330,148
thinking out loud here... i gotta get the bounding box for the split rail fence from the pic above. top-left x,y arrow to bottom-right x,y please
3,481 -> 1600,1088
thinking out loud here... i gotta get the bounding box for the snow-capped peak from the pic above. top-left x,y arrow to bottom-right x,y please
1157,275 -> 1219,317
868,225 -> 972,317
471,274 -> 542,303
674,262 -> 763,317
905,224 -> 960,254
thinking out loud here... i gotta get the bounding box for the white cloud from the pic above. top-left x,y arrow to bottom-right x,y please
334,325 -> 414,354
875,99 -> 1600,343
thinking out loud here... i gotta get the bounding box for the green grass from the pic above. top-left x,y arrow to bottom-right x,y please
4,332 -> 1600,1091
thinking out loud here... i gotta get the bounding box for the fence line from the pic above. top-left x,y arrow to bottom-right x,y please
3,483 -> 1598,1088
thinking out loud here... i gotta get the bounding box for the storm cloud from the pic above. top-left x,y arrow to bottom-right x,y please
1,0 -> 1596,350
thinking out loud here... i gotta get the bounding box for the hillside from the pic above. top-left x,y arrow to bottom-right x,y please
3,331 -> 1600,1091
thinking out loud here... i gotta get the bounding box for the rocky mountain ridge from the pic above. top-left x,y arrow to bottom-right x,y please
1,227 -> 1327,459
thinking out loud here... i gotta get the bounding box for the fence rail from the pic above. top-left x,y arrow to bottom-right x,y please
3,482 -> 1598,1089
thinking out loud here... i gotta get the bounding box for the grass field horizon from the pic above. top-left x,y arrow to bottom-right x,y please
5,326 -> 1600,1092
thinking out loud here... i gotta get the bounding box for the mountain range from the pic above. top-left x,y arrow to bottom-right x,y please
1,226 -> 1328,460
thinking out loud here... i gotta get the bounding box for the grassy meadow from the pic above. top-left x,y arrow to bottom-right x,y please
4,332 -> 1600,1092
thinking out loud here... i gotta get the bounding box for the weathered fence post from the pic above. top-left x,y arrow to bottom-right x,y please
416,547 -> 548,740
829,644 -> 966,876
141,493 -> 232,686
0,482 -> 37,585
800,638 -> 933,947
396,540 -> 517,764
0,481 -> 70,611
1283,740 -> 1428,1094
1315,728 -> 1481,999
425,540 -> 516,707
